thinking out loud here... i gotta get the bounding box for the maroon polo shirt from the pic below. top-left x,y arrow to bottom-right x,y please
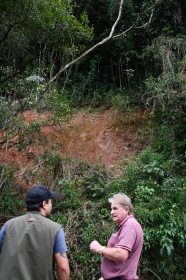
101,215 -> 143,280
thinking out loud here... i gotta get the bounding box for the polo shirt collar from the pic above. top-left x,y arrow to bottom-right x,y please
117,214 -> 134,231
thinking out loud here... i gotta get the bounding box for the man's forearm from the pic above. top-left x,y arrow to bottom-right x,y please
101,246 -> 128,261
55,252 -> 70,280
90,240 -> 128,262
57,267 -> 70,280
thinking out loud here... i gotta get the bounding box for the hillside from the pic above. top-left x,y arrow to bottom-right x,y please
0,108 -> 147,188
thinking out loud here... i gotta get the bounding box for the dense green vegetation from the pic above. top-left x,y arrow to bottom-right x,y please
1,153 -> 185,279
0,0 -> 186,279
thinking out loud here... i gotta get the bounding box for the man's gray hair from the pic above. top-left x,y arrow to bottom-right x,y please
108,193 -> 134,214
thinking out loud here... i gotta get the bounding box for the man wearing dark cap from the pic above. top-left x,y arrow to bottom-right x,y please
0,185 -> 70,280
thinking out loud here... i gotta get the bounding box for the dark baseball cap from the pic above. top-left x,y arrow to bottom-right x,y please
26,185 -> 59,206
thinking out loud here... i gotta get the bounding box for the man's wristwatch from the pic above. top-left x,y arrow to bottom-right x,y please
99,246 -> 105,255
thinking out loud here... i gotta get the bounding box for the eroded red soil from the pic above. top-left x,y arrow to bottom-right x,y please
0,109 -> 147,188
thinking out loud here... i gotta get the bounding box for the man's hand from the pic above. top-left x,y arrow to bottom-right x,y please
90,240 -> 129,261
90,240 -> 102,253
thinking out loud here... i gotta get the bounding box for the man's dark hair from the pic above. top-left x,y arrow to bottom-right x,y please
27,199 -> 49,211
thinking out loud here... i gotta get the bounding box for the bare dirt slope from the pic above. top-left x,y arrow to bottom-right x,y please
0,109 -> 146,187
59,110 -> 141,170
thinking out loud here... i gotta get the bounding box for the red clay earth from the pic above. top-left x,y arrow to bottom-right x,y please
0,109 -> 147,188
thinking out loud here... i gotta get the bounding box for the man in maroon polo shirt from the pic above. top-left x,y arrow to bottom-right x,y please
90,193 -> 143,280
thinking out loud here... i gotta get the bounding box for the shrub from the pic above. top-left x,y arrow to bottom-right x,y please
0,164 -> 24,225
121,149 -> 186,279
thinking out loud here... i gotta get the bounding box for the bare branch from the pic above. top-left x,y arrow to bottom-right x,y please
140,265 -> 162,280
0,140 -> 19,149
109,0 -> 124,37
135,9 -> 154,29
48,0 -> 124,85
15,165 -> 39,177
48,0 -> 160,85
113,1 -> 157,39
112,24 -> 135,39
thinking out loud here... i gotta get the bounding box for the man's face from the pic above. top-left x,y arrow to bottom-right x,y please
111,202 -> 129,224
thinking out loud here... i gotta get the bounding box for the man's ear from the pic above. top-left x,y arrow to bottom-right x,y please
42,200 -> 47,209
124,206 -> 129,213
